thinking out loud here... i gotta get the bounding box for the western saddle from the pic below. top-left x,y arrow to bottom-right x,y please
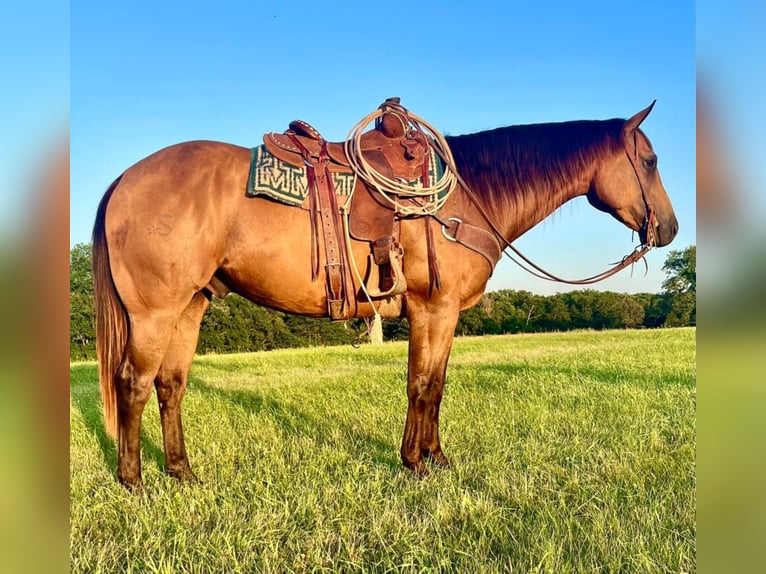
262,97 -> 434,320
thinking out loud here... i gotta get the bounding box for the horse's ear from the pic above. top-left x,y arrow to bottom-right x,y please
623,100 -> 656,134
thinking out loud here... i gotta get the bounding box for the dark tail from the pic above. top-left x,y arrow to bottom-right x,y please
92,176 -> 126,439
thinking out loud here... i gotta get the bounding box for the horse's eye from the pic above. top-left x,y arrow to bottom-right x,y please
643,157 -> 657,170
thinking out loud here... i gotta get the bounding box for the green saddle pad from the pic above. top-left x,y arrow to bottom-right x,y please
246,145 -> 444,207
246,146 -> 355,206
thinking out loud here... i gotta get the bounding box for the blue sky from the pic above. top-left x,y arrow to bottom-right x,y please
70,0 -> 695,295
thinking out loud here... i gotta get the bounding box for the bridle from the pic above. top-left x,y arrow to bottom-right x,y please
626,129 -> 659,250
434,129 -> 658,286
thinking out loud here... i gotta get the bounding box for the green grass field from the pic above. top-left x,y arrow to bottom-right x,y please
70,328 -> 695,573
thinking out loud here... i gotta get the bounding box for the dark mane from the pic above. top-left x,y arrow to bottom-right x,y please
445,119 -> 625,214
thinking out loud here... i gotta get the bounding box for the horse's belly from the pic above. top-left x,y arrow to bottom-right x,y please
216,264 -> 404,320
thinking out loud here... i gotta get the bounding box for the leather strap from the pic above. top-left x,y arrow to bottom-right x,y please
288,133 -> 348,319
441,218 -> 503,274
318,170 -> 344,313
425,217 -> 441,295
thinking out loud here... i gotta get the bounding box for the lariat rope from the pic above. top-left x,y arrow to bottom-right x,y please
344,107 -> 457,217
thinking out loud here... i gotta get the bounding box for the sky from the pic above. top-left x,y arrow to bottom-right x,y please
69,0 -> 695,295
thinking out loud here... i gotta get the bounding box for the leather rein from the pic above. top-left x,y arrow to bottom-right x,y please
432,133 -> 658,286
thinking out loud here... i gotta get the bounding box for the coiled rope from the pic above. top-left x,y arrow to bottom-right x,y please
343,106 -> 458,216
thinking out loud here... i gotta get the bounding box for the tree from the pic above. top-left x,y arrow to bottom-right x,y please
634,292 -> 668,328
664,292 -> 696,327
662,245 -> 696,294
618,294 -> 645,328
563,290 -> 597,329
70,243 -> 96,359
660,245 -> 696,326
538,295 -> 571,332
70,243 -> 93,295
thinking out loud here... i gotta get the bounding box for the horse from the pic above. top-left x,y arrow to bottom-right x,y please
92,102 -> 678,489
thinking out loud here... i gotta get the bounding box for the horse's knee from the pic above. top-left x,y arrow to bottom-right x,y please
154,371 -> 187,409
407,373 -> 431,402
407,374 -> 445,408
115,364 -> 154,406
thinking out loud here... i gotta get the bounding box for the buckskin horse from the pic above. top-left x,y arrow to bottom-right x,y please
92,99 -> 678,489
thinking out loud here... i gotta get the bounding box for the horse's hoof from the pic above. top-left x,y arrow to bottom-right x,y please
424,450 -> 452,469
166,466 -> 200,484
403,459 -> 429,479
118,476 -> 145,493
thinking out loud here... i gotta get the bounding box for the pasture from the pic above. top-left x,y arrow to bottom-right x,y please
70,328 -> 695,573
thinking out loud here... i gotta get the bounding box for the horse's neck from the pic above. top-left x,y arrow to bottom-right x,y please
447,123 -> 614,243
489,163 -> 595,243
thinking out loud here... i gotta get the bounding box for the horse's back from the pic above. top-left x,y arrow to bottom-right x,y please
117,140 -> 250,198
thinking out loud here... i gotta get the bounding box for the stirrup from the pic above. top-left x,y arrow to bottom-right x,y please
366,245 -> 407,298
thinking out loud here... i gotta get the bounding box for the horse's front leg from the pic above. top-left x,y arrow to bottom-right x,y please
401,298 -> 460,476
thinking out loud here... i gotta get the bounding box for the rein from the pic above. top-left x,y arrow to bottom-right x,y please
432,138 -> 657,286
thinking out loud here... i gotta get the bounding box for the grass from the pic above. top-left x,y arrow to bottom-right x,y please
70,328 -> 695,573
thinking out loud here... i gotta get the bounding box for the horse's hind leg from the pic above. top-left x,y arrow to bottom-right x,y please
154,292 -> 210,482
115,312 -> 177,490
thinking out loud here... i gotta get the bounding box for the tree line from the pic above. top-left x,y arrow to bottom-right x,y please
70,243 -> 695,360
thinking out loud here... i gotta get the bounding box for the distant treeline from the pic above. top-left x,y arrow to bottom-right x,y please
70,243 -> 695,360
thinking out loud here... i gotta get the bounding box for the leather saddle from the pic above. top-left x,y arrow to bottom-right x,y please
263,98 -> 429,241
261,98 -> 431,314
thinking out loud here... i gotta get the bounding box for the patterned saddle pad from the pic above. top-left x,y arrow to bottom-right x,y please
246,146 -> 356,207
246,145 -> 445,208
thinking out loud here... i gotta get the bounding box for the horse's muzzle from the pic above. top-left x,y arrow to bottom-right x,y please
642,212 -> 678,247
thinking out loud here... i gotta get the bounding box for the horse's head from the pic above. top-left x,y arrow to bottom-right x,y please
587,102 -> 678,247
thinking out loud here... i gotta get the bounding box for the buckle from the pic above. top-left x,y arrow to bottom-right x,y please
440,217 -> 462,242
